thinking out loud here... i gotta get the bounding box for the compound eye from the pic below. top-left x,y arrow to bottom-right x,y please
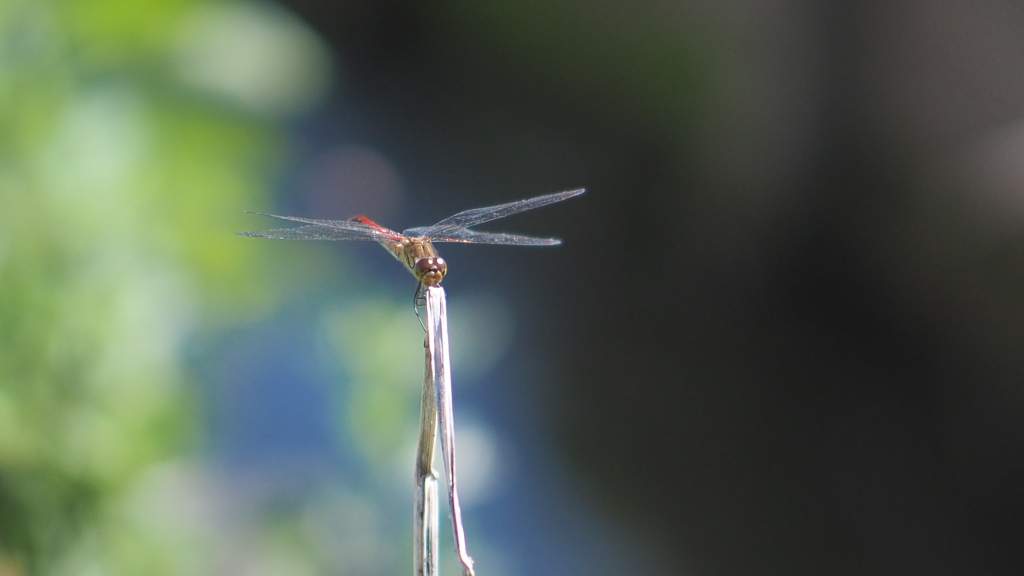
415,257 -> 448,286
414,257 -> 435,277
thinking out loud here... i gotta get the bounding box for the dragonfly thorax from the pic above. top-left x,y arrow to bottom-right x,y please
391,237 -> 447,286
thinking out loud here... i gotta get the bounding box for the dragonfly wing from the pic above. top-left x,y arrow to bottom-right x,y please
239,213 -> 400,241
410,188 -> 584,237
238,223 -> 388,241
425,228 -> 562,246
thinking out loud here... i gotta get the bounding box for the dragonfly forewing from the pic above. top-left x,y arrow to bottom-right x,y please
408,188 -> 584,238
239,224 -> 395,241
419,228 -> 562,246
239,212 -> 401,241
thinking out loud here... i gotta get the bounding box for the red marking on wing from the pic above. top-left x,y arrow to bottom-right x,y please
350,216 -> 403,240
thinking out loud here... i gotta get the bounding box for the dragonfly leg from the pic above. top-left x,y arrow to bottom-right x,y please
413,282 -> 427,331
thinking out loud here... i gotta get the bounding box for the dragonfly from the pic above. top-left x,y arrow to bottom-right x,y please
242,189 -> 582,575
239,188 -> 585,293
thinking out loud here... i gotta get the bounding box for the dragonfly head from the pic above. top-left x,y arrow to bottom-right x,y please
414,256 -> 447,286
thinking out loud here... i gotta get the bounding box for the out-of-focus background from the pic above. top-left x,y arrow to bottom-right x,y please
4,0 -> 1024,574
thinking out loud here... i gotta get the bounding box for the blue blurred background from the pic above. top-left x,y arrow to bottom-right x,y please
4,0 -> 1024,575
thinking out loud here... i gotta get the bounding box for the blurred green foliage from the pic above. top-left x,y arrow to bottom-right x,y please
0,0 -> 525,573
323,299 -> 423,470
0,0 -> 330,572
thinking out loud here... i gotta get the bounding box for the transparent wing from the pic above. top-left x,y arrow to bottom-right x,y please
238,224 -> 388,241
425,228 -> 562,246
405,188 -> 584,238
237,212 -> 400,241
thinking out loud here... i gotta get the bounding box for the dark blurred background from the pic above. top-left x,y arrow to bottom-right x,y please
4,0 -> 1024,575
